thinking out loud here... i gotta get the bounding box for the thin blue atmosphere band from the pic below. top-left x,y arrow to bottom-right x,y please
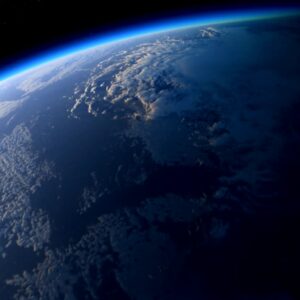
0,7 -> 299,82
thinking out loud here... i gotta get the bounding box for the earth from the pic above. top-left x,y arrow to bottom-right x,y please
0,15 -> 300,300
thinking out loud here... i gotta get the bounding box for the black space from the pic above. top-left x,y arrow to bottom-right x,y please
0,0 -> 298,73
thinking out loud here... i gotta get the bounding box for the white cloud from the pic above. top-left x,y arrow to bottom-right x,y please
0,99 -> 24,119
69,28 -> 222,120
0,124 -> 55,252
7,195 -> 211,299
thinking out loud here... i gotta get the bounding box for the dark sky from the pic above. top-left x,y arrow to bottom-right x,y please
0,0 -> 298,72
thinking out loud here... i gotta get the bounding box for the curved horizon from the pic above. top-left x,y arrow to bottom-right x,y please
0,6 -> 300,83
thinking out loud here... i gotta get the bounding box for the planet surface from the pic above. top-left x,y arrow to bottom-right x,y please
0,12 -> 300,300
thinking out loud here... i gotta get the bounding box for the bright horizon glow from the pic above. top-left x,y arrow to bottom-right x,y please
0,7 -> 300,82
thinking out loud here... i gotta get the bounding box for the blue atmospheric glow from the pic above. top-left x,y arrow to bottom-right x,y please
0,7 -> 300,82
